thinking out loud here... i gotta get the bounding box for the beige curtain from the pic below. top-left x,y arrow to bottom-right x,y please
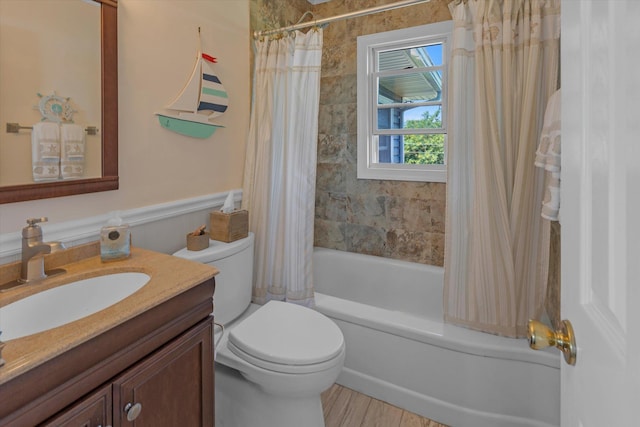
242,29 -> 323,307
444,0 -> 560,337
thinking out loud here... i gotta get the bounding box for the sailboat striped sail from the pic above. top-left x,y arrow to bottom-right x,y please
156,51 -> 228,138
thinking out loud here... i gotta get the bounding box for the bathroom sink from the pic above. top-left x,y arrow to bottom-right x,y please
0,272 -> 150,341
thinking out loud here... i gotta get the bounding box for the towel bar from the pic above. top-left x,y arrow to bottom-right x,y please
6,122 -> 99,136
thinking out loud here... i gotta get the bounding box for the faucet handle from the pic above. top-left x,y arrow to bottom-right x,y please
23,217 -> 48,239
26,217 -> 48,226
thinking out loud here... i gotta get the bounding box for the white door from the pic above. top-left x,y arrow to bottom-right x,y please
561,0 -> 640,425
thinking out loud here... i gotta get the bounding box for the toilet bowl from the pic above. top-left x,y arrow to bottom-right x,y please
172,233 -> 345,427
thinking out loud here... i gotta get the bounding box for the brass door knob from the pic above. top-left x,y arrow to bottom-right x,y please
527,319 -> 577,366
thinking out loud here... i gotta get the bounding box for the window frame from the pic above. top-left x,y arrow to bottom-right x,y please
357,21 -> 453,182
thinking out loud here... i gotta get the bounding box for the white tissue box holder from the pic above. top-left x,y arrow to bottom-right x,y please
210,210 -> 248,243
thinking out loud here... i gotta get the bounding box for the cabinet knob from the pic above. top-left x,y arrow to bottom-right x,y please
124,402 -> 142,422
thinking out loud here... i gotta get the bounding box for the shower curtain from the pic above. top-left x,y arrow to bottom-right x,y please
242,29 -> 323,307
444,0 -> 560,337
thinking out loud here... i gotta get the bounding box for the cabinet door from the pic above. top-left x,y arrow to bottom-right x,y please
112,318 -> 213,427
41,384 -> 112,427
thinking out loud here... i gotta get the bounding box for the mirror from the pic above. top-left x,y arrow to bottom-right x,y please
0,0 -> 118,204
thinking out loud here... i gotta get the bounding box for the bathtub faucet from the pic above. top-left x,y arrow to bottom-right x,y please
19,217 -> 66,284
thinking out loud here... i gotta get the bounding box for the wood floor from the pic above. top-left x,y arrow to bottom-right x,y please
321,384 -> 449,427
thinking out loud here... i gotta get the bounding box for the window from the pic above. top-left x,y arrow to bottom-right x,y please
357,21 -> 452,182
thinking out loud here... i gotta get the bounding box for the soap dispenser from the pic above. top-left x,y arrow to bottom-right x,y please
100,213 -> 131,262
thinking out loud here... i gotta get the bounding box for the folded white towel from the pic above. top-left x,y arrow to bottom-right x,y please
31,122 -> 60,182
535,89 -> 561,221
535,89 -> 561,173
61,124 -> 86,179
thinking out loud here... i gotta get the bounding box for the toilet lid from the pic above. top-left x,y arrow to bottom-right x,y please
228,300 -> 344,370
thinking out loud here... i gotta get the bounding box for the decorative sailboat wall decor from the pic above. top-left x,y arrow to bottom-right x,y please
156,29 -> 228,138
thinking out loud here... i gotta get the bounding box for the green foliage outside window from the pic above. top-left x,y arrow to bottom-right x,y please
403,110 -> 445,165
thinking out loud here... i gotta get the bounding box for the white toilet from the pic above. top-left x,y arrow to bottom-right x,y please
173,233 -> 345,427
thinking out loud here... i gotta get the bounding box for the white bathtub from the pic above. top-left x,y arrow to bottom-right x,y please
313,247 -> 560,427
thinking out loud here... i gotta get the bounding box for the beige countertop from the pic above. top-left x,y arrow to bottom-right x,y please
0,243 -> 217,385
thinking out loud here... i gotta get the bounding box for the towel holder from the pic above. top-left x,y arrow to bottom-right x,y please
6,122 -> 99,136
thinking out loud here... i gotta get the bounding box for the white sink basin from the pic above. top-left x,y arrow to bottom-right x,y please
0,272 -> 150,341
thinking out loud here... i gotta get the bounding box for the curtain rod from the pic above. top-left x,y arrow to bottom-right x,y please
253,0 -> 432,39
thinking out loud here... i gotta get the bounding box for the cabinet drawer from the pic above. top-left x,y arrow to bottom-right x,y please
42,384 -> 112,427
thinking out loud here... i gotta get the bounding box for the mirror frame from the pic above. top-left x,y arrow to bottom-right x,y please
0,0 -> 118,204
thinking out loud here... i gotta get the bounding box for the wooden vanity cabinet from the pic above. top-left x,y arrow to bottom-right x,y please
0,278 -> 215,427
43,318 -> 213,427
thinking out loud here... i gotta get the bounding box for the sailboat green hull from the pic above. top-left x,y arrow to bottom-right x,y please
157,114 -> 223,138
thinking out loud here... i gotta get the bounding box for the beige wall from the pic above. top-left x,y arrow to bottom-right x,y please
0,0 -> 250,234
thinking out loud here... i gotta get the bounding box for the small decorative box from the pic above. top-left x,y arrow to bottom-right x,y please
210,210 -> 249,243
186,232 -> 209,251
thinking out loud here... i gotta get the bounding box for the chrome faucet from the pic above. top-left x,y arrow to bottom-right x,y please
19,217 -> 66,284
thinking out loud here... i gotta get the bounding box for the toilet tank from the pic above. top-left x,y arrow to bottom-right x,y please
172,232 -> 254,325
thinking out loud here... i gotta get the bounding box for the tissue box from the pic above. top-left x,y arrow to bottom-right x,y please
210,210 -> 248,243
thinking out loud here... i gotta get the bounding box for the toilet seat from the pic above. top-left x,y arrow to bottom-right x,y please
227,301 -> 345,374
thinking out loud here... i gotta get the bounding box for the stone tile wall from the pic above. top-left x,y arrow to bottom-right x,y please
313,0 -> 452,266
250,0 -> 452,266
250,0 -> 309,36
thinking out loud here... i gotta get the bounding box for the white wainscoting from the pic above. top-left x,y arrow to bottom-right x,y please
0,190 -> 242,265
